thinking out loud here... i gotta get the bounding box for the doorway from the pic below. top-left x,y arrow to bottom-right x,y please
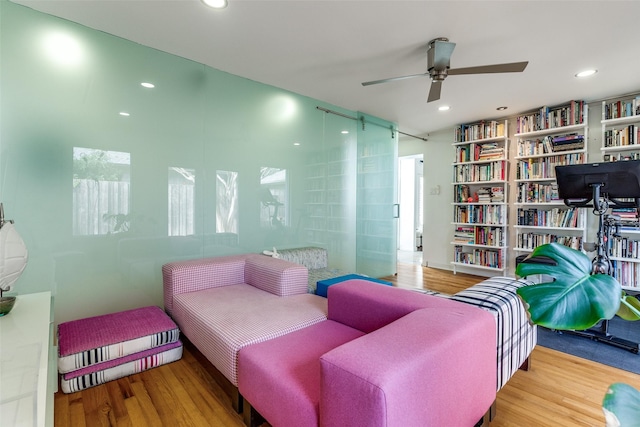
397,155 -> 424,265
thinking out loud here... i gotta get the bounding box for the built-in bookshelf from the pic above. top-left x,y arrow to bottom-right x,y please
513,101 -> 588,253
601,96 -> 640,162
608,214 -> 640,291
452,120 -> 508,274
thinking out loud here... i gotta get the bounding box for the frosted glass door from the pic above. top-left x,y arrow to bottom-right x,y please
356,114 -> 398,277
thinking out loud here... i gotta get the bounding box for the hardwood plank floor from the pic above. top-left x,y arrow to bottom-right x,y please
55,264 -> 640,427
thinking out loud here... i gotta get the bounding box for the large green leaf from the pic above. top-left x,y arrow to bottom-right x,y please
515,243 -> 621,330
617,293 -> 640,321
602,383 -> 640,427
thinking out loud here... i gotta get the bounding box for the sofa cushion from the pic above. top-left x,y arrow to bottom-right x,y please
244,254 -> 308,296
277,246 -> 328,270
172,284 -> 327,386
238,320 -> 364,427
58,305 -> 180,373
162,254 -> 249,315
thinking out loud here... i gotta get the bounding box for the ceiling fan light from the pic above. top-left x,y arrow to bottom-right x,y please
202,0 -> 228,9
575,69 -> 597,78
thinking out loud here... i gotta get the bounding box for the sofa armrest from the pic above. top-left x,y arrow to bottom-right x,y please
320,306 -> 496,427
244,255 -> 308,296
162,254 -> 249,316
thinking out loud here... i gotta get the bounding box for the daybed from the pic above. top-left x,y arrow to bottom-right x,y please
238,279 -> 498,427
162,253 -> 328,411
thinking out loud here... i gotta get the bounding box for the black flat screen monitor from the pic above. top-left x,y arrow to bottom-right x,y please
555,160 -> 640,207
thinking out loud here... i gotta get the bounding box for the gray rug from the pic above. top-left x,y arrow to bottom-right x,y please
537,316 -> 640,374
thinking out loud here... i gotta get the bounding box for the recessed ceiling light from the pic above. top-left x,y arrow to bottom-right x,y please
293,142 -> 301,146
496,106 -> 508,111
341,130 -> 349,134
575,69 -> 597,78
438,106 -> 450,111
141,82 -> 155,88
202,0 -> 228,8
119,112 -> 130,117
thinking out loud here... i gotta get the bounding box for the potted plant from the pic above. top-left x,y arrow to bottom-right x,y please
515,242 -> 640,426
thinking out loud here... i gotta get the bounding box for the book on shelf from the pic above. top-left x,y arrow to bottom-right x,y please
604,125 -> 639,147
603,96 -> 640,120
475,143 -> 505,161
550,134 -> 585,152
516,101 -> 585,133
455,121 -> 505,142
604,152 -> 640,162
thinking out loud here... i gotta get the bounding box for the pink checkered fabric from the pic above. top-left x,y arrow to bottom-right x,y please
172,284 -> 327,386
244,255 -> 308,296
162,254 -> 249,315
57,306 -> 180,373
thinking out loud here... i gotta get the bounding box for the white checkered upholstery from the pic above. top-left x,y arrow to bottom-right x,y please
447,276 -> 537,391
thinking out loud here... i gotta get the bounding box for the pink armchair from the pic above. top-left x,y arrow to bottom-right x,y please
238,279 -> 497,427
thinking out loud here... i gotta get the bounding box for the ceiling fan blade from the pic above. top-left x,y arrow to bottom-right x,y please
448,61 -> 528,76
430,40 -> 456,70
362,73 -> 429,86
427,80 -> 442,103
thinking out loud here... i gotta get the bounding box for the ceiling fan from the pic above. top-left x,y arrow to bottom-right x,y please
362,37 -> 528,103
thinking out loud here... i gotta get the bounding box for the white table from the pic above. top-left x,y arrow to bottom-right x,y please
0,292 -> 55,427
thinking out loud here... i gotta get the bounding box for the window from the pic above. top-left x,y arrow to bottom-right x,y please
216,170 -> 238,233
72,147 -> 130,235
168,167 -> 195,236
260,167 -> 287,228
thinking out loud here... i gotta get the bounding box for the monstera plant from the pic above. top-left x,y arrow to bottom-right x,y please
515,243 -> 640,427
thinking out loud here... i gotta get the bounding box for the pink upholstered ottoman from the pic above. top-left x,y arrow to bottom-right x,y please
57,306 -> 182,393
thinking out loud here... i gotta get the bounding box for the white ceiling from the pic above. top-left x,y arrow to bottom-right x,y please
12,0 -> 640,138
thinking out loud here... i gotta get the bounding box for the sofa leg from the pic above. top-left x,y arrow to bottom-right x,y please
231,387 -> 243,413
519,355 -> 532,371
242,398 -> 265,427
474,400 -> 496,426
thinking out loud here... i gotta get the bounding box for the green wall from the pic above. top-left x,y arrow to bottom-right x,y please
0,1 -> 395,323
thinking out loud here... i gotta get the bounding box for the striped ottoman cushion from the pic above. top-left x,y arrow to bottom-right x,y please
58,306 -> 180,373
447,276 -> 537,391
60,340 -> 183,393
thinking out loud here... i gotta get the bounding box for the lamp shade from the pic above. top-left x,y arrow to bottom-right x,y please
0,222 -> 28,292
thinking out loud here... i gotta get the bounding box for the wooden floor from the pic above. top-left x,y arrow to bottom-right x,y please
54,263 -> 640,427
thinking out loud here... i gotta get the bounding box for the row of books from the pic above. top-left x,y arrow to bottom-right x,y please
516,182 -> 560,204
516,233 -> 582,251
515,101 -> 586,134
453,160 -> 506,183
603,125 -> 640,147
610,260 -> 640,289
612,208 -> 639,229
453,246 -> 502,269
603,152 -> 640,162
609,236 -> 640,259
516,153 -> 585,180
454,205 -> 505,225
455,121 -> 505,142
516,135 -> 585,157
454,143 -> 506,163
603,97 -> 640,120
452,225 -> 505,246
516,207 -> 582,228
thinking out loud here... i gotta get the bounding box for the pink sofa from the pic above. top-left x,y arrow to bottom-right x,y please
162,254 -> 328,411
238,279 -> 497,427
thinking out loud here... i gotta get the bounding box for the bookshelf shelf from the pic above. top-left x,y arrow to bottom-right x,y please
513,102 -> 588,254
452,119 -> 509,274
601,96 -> 640,162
